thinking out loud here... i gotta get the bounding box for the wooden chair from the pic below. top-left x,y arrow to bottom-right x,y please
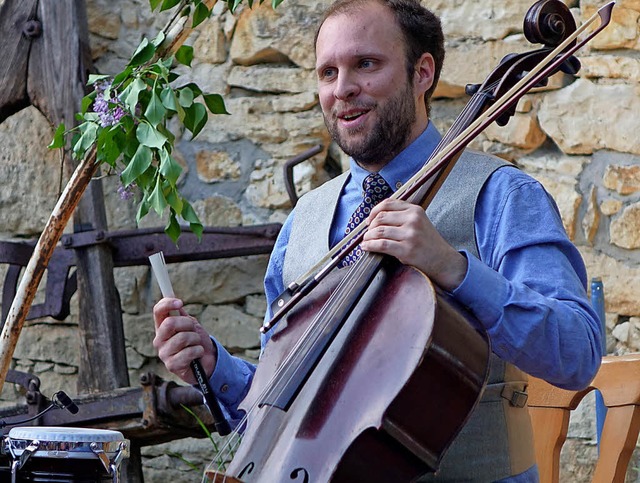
527,354 -> 640,483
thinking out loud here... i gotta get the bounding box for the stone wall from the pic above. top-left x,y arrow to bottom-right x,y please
0,0 -> 639,481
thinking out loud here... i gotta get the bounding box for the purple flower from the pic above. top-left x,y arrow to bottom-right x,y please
92,79 -> 127,127
117,181 -> 136,201
118,173 -> 137,201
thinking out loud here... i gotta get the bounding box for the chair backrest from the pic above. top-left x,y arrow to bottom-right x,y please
527,354 -> 640,483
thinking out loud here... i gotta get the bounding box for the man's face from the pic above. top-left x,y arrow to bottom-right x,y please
315,3 -> 426,170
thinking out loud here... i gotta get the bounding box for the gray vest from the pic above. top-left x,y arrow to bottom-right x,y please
284,150 -> 536,482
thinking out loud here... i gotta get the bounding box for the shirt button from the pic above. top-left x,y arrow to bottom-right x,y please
395,181 -> 403,190
220,384 -> 229,393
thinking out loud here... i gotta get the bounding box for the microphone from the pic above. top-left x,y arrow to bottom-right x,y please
0,391 -> 80,428
53,391 -> 79,415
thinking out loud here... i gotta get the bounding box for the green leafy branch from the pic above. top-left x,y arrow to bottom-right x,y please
149,0 -> 285,25
0,0 -> 287,394
48,0 -> 284,243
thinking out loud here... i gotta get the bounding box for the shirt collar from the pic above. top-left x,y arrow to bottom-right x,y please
348,121 -> 443,191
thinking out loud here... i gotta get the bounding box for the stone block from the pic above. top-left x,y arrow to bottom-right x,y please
538,79 -> 640,155
581,248 -> 640,315
199,303 -> 262,352
603,164 -> 640,195
0,108 -> 63,235
610,202 -> 640,249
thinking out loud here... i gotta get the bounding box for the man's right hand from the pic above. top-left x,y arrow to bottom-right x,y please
152,297 -> 217,385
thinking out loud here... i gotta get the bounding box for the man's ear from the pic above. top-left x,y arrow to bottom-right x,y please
414,53 -> 435,97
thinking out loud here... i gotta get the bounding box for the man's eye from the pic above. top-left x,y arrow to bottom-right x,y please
360,60 -> 373,68
321,68 -> 337,79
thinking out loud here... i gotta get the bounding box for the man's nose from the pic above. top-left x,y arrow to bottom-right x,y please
334,72 -> 360,100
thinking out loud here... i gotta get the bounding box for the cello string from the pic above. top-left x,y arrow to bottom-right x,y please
207,251 -> 384,476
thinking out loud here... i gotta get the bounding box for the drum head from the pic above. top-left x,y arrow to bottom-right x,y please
7,427 -> 127,460
8,427 -> 123,442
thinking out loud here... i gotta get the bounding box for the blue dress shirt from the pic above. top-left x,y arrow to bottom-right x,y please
208,122 -> 602,482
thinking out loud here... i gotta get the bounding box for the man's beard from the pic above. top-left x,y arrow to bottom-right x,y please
324,81 -> 417,168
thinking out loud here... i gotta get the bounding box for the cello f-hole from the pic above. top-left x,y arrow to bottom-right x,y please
238,462 -> 255,479
290,468 -> 310,482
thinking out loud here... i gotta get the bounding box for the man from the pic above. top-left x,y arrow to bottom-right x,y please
153,0 -> 602,480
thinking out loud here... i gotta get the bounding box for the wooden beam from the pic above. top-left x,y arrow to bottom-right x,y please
0,0 -> 38,123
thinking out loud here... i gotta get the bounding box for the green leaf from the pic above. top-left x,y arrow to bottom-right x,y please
122,78 -> 147,114
72,122 -> 98,157
151,31 -> 166,47
159,149 -> 183,186
96,126 -> 122,166
272,0 -> 285,7
48,123 -> 66,149
148,0 -> 162,10
136,198 -> 150,223
81,93 -> 95,114
165,212 -> 181,244
181,82 -> 203,98
166,187 -> 184,214
181,200 -> 200,224
157,122 -> 176,146
113,66 -> 134,86
144,90 -> 167,127
121,144 -> 152,186
175,45 -> 194,67
149,176 -> 168,215
203,94 -> 230,115
136,165 -> 157,190
128,38 -> 156,67
160,0 -> 181,11
160,87 -> 179,112
82,112 -> 100,123
87,74 -> 110,86
192,3 -> 210,27
183,103 -> 208,138
181,201 -> 203,240
178,87 -> 195,108
136,122 -> 168,149
190,220 -> 204,239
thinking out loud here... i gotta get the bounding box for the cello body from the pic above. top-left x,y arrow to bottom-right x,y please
212,259 -> 490,482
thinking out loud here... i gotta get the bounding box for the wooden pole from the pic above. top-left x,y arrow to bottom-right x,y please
0,147 -> 98,390
0,0 -> 218,394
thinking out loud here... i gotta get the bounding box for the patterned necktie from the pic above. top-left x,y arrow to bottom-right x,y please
341,173 -> 393,267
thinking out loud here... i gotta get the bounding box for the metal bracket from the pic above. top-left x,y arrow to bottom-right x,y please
0,224 -> 280,326
283,144 -> 324,207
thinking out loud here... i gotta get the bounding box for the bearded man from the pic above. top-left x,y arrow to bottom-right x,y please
154,1 -> 602,480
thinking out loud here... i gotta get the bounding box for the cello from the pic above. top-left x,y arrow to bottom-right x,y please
207,1 -> 614,481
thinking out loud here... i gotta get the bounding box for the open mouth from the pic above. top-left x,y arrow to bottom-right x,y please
341,110 -> 367,121
337,108 -> 372,127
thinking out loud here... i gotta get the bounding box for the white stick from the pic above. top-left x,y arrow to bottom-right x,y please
149,252 -> 175,298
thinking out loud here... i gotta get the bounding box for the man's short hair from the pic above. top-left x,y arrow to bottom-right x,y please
315,0 -> 445,114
